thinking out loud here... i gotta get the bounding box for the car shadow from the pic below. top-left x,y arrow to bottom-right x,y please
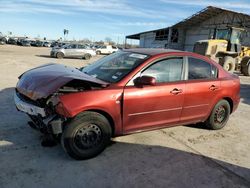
0,137 -> 249,187
185,123 -> 207,129
240,83 -> 250,105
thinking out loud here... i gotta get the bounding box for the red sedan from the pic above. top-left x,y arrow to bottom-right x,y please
15,48 -> 240,160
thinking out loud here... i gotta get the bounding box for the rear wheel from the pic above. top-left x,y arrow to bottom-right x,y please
222,56 -> 235,72
205,100 -> 231,130
56,52 -> 64,59
241,57 -> 250,76
96,50 -> 101,55
84,53 -> 91,60
61,111 -> 112,160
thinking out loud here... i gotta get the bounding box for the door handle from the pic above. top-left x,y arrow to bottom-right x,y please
209,85 -> 219,91
170,88 -> 183,95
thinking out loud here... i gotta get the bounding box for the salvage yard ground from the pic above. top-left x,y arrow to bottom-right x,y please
0,45 -> 250,188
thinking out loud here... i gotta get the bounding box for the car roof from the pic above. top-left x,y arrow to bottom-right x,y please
123,48 -> 182,56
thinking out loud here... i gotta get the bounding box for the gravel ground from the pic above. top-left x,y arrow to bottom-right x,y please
0,44 -> 250,188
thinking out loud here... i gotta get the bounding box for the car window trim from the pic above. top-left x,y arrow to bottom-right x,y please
185,56 -> 218,81
126,55 -> 185,86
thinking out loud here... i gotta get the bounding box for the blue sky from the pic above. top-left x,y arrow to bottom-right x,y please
1,0 -> 250,42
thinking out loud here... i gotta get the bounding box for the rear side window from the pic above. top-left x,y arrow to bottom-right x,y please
188,57 -> 217,80
141,57 -> 183,83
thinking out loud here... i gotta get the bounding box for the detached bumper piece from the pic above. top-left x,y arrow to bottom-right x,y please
14,92 -> 46,117
14,91 -> 64,135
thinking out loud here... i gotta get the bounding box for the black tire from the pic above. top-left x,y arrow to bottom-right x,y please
84,53 -> 91,60
241,57 -> 250,76
222,56 -> 236,72
56,52 -> 64,59
96,50 -> 101,55
61,111 -> 112,160
205,100 -> 231,130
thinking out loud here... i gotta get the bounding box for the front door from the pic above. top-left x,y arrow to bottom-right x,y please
123,57 -> 185,133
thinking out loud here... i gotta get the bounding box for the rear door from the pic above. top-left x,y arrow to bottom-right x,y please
180,57 -> 220,123
123,57 -> 185,133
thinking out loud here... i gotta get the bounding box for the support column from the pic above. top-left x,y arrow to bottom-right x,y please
167,27 -> 172,48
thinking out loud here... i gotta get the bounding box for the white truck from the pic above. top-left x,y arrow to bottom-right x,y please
96,45 -> 118,55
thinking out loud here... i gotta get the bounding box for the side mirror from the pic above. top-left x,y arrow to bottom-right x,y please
134,76 -> 156,87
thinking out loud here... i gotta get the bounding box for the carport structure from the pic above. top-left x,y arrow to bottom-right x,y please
126,6 -> 250,51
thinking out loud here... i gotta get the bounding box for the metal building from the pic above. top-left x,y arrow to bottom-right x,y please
126,6 -> 250,51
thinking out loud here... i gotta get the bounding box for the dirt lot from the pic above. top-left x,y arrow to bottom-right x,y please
0,44 -> 250,188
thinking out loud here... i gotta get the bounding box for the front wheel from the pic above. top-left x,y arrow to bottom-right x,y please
205,100 -> 231,130
61,111 -> 112,160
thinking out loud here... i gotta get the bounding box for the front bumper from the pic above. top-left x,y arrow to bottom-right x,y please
14,92 -> 46,117
14,91 -> 63,134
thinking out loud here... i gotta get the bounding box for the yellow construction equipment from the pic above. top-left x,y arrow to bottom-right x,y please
194,27 -> 250,76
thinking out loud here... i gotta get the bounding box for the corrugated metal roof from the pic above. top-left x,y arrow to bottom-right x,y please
126,6 -> 250,39
173,6 -> 250,28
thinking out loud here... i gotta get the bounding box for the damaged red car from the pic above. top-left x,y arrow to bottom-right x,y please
14,49 -> 240,160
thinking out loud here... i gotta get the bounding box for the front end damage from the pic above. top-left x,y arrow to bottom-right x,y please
14,63 -> 108,145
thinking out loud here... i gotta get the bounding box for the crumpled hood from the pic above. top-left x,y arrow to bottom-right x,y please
16,63 -> 108,100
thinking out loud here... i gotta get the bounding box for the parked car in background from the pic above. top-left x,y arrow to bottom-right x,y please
50,43 -> 96,59
7,38 -> 17,45
0,37 -> 8,44
96,45 -> 118,55
14,48 -> 240,160
50,41 -> 58,48
30,41 -> 37,46
34,41 -> 44,47
43,41 -> 51,47
17,38 -> 25,46
51,41 -> 69,48
21,40 -> 31,46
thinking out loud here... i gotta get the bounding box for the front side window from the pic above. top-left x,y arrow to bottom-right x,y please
141,57 -> 183,83
188,57 -> 217,80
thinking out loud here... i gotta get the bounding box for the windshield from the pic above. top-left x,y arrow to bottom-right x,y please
82,51 -> 149,83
